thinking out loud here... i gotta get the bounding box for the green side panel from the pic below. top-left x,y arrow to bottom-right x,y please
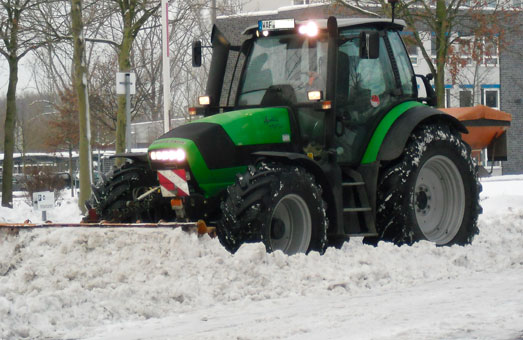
361,101 -> 425,164
149,138 -> 246,197
191,107 -> 292,145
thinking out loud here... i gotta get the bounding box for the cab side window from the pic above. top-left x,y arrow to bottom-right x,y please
335,29 -> 396,164
387,31 -> 416,98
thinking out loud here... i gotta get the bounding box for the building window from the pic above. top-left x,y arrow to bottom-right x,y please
484,89 -> 499,109
453,34 -> 472,66
406,44 -> 417,56
446,88 -> 452,108
400,32 -> 418,65
457,35 -> 472,57
483,37 -> 498,65
484,57 -> 498,66
407,44 -> 418,65
514,0 -> 522,8
459,90 -> 472,107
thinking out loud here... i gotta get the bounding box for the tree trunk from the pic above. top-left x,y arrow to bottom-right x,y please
1,56 -> 19,208
71,0 -> 92,212
114,19 -> 134,166
434,0 -> 449,108
69,145 -> 74,197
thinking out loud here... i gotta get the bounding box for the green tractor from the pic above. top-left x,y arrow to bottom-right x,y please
89,17 -> 481,255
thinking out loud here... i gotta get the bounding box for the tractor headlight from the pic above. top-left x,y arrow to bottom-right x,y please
149,149 -> 186,162
307,90 -> 323,101
298,21 -> 318,37
198,95 -> 210,106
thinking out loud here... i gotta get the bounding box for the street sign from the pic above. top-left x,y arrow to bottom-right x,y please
33,191 -> 55,210
116,72 -> 136,95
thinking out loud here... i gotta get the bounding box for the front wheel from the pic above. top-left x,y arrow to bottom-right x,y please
375,123 -> 481,246
88,161 -> 170,222
219,164 -> 328,255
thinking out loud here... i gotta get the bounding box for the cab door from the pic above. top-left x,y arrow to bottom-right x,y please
334,29 -> 416,165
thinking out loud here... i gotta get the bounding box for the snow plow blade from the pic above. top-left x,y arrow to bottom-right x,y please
0,220 -> 216,237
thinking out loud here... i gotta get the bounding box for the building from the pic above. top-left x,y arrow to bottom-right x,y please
500,12 -> 523,174
243,0 -> 291,12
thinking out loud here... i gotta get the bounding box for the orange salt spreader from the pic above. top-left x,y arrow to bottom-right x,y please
441,105 -> 511,172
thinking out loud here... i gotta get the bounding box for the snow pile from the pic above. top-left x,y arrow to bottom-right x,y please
0,191 -> 82,224
0,177 -> 522,339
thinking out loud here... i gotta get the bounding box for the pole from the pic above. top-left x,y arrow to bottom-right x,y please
211,0 -> 216,25
161,0 -> 171,133
125,72 -> 131,152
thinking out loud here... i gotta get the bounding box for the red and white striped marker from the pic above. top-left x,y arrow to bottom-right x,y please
157,170 -> 189,197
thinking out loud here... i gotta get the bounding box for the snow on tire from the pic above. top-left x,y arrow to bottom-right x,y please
219,164 -> 328,255
375,123 -> 481,246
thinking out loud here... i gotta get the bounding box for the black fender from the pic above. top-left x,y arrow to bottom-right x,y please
377,105 -> 468,161
109,152 -> 149,164
252,151 -> 344,238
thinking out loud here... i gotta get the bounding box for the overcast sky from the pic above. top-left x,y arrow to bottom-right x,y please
0,56 -> 37,95
0,0 -> 292,96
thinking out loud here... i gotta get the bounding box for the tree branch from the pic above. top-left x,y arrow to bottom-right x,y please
336,0 -> 382,17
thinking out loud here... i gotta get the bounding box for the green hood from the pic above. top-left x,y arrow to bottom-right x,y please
148,107 -> 292,197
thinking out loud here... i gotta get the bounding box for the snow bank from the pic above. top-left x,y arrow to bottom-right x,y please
0,191 -> 82,224
0,177 -> 522,339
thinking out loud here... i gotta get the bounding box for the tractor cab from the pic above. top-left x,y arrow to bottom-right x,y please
194,17 -> 428,166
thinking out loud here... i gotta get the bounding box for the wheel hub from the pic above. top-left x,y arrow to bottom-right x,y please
269,194 -> 312,254
414,155 -> 465,244
416,185 -> 431,214
271,218 -> 286,240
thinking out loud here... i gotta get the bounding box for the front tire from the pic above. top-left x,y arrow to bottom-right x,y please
219,164 -> 328,255
88,161 -> 170,222
375,123 -> 480,246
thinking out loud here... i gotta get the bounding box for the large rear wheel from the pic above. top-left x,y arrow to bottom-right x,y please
375,123 -> 481,246
219,164 -> 328,255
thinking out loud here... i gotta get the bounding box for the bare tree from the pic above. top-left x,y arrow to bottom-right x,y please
103,0 -> 160,164
0,0 -> 51,207
70,0 -> 92,212
45,86 -> 79,195
85,1 -> 213,140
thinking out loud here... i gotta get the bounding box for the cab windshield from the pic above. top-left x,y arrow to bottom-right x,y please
237,33 -> 328,106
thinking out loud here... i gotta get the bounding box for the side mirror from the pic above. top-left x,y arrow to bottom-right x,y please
359,31 -> 379,59
415,74 -> 437,106
192,40 -> 202,67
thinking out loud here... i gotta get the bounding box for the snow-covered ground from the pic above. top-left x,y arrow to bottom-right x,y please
1,176 -> 522,340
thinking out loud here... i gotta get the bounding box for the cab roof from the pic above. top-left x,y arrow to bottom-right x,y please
243,18 -> 406,35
